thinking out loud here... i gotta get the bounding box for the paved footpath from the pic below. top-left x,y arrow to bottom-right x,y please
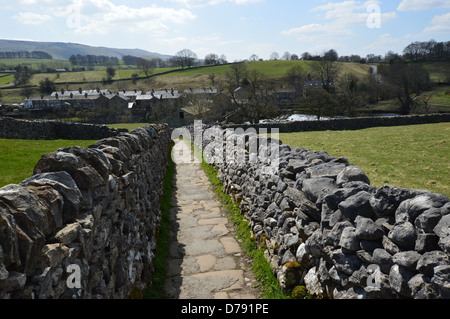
163,140 -> 259,299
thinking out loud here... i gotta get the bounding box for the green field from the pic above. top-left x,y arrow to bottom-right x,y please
278,123 -> 450,198
0,139 -> 96,187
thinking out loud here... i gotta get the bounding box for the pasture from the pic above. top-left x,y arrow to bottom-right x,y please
278,122 -> 450,198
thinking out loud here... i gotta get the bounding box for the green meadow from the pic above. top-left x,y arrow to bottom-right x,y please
0,139 -> 96,187
277,123 -> 450,198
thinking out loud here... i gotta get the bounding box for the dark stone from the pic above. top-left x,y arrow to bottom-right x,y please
302,177 -> 337,203
336,165 -> 370,185
339,191 -> 374,220
388,221 -> 417,250
355,216 -> 385,240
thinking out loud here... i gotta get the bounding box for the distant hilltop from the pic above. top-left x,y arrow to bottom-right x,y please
0,39 -> 171,61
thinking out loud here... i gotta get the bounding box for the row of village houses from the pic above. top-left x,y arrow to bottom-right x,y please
24,88 -> 217,110
23,80 -> 327,112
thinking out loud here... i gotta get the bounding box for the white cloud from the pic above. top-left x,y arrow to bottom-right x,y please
13,12 -> 52,25
397,0 -> 450,11
171,0 -> 263,8
51,0 -> 196,36
281,1 -> 397,44
422,12 -> 450,35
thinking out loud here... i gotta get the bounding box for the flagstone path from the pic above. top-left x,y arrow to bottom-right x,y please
163,140 -> 260,299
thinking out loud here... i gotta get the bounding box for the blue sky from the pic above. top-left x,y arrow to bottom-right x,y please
0,0 -> 449,61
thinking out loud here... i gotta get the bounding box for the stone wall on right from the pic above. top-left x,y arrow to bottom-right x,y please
192,125 -> 450,299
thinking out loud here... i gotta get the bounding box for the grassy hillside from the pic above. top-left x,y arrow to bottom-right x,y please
0,39 -> 168,61
278,123 -> 450,198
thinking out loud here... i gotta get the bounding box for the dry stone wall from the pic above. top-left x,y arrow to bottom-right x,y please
0,124 -> 171,298
224,113 -> 450,133
0,117 -> 123,140
189,124 -> 450,299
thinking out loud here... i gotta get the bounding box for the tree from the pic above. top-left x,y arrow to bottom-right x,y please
323,49 -> 339,62
282,51 -> 292,60
303,88 -> 339,120
286,65 -> 306,98
337,74 -> 369,117
137,58 -> 154,78
175,49 -> 197,69
14,65 -> 32,86
301,52 -> 312,60
219,54 -> 228,64
378,60 -> 432,114
205,53 -> 219,66
270,52 -> 280,61
249,54 -> 259,62
311,58 -> 340,93
227,68 -> 278,123
225,62 -> 248,89
39,78 -> 56,95
106,67 -> 116,80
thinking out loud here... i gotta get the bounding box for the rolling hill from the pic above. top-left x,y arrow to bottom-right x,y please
0,39 -> 170,61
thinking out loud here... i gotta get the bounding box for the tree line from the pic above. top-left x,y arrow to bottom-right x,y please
69,54 -> 120,67
0,51 -> 53,60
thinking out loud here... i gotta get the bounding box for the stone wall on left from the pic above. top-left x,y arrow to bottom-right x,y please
0,124 -> 171,299
0,117 -> 123,140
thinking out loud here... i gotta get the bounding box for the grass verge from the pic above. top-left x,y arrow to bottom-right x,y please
191,143 -> 289,299
145,142 -> 176,299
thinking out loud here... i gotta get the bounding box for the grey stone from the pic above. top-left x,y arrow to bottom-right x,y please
395,194 -> 447,223
373,248 -> 393,274
304,229 -> 323,258
21,171 -> 82,224
389,264 -> 415,297
382,235 -> 400,255
388,221 -> 417,250
392,251 -> 421,270
416,251 -> 450,277
431,265 -> 450,299
323,221 -> 353,248
355,216 -> 385,240
408,274 -> 435,299
305,162 -> 346,179
302,177 -> 337,203
415,208 -> 443,234
54,223 -> 81,245
369,185 -> 424,216
336,165 -> 370,185
339,227 -> 360,252
339,191 -> 374,220
330,248 -> 362,276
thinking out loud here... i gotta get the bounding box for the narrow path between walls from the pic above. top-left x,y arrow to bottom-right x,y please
163,140 -> 260,299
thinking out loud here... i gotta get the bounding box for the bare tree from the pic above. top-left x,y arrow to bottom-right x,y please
303,88 -> 339,120
137,58 -> 154,78
286,65 -> 306,98
175,49 -> 198,69
270,52 -> 280,61
249,54 -> 259,62
282,51 -> 292,60
378,61 -> 432,114
205,53 -> 219,65
337,74 -> 369,117
225,62 -> 248,89
227,68 -> 278,123
311,59 -> 340,93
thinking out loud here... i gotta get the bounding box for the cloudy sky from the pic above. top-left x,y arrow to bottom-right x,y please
1,0 -> 449,61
